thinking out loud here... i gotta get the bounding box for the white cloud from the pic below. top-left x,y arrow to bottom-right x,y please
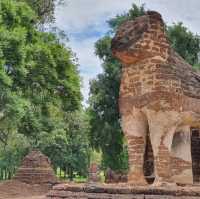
55,0 -> 139,105
56,0 -> 200,34
55,0 -> 200,106
56,0 -> 136,33
68,36 -> 103,106
142,0 -> 200,34
69,36 -> 102,75
81,74 -> 93,107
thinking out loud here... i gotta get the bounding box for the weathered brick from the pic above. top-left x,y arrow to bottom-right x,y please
14,150 -> 57,185
111,10 -> 200,186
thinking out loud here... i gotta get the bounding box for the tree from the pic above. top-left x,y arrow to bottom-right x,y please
0,91 -> 28,148
89,4 -> 200,171
0,132 -> 29,180
0,0 -> 90,180
0,0 -> 83,177
39,111 -> 90,180
20,0 -> 64,24
0,0 -> 34,147
167,22 -> 200,65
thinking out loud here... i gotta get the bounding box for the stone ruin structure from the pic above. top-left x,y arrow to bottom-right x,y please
14,150 -> 57,185
111,11 -> 200,186
88,163 -> 100,183
105,168 -> 127,183
47,10 -> 200,199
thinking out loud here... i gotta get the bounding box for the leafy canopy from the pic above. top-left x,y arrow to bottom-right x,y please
39,111 -> 90,180
20,0 -> 64,24
167,22 -> 200,66
0,0 -> 86,178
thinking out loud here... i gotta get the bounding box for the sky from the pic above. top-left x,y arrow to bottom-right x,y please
55,0 -> 200,106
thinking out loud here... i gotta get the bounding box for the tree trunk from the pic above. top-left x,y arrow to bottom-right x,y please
69,167 -> 73,181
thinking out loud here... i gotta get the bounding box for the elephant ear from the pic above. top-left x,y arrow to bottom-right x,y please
111,15 -> 148,53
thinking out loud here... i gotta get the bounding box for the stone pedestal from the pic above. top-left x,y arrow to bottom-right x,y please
88,163 -> 100,183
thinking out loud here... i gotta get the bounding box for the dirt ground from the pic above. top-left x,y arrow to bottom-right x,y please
0,180 -> 50,199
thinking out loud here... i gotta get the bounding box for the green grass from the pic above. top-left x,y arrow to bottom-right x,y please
56,167 -> 88,183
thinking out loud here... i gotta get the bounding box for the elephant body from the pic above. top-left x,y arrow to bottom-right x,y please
112,11 -> 200,185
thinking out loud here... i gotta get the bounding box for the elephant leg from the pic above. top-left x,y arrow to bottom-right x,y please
149,124 -> 175,185
121,109 -> 148,185
171,125 -> 193,184
147,111 -> 181,186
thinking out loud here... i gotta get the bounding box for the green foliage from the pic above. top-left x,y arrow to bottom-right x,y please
39,111 -> 90,180
89,4 -> 200,171
0,0 -> 85,180
167,22 -> 200,65
0,0 -> 81,136
108,4 -> 145,32
0,91 -> 28,146
0,132 -> 29,180
20,0 -> 62,24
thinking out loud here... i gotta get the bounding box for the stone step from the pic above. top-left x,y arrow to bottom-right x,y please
47,190 -> 200,199
46,184 -> 200,199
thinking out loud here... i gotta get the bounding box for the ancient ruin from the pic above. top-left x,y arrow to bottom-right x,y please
47,10 -> 200,199
88,163 -> 100,183
105,168 -> 127,183
111,11 -> 200,185
14,150 -> 57,185
47,183 -> 200,198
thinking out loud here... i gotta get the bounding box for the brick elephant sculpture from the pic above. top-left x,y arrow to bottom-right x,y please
111,11 -> 200,186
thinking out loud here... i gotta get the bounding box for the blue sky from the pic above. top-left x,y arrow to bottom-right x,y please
55,0 -> 200,106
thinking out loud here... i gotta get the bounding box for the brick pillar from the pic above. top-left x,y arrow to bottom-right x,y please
155,143 -> 172,182
126,135 -> 147,185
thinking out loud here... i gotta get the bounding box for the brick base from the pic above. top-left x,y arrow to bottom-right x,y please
47,183 -> 200,199
14,168 -> 57,184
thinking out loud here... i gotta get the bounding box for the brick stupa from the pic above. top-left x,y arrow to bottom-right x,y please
14,150 -> 57,185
